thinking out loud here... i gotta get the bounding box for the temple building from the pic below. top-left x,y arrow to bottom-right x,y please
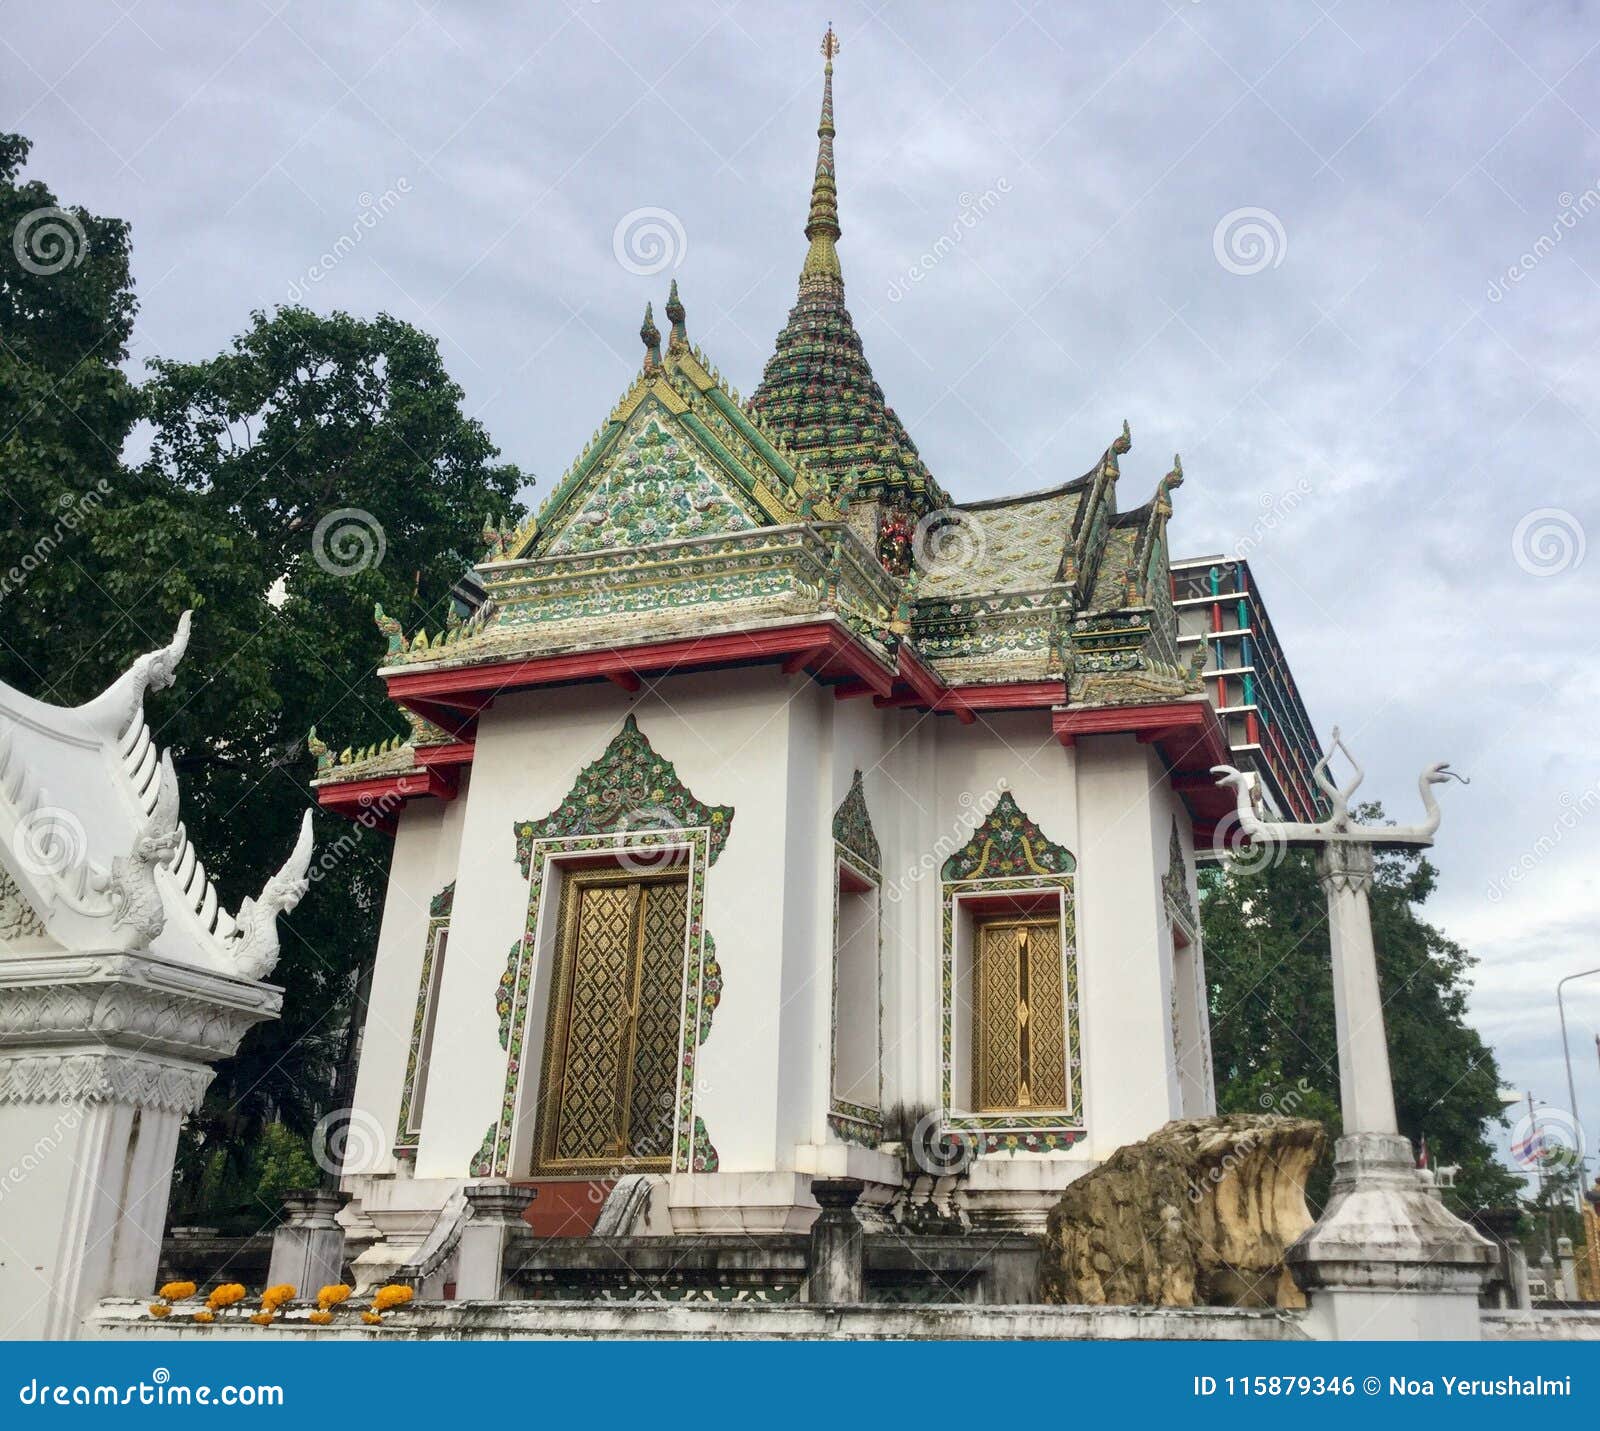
313,31 -> 1245,1266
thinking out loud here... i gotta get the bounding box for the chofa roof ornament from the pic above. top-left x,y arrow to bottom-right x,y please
0,610 -> 313,980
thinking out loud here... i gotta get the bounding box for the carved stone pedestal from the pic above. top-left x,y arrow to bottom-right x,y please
0,951 -> 280,1338
455,1181 -> 533,1300
267,1189 -> 349,1294
1287,1133 -> 1497,1340
806,1177 -> 864,1304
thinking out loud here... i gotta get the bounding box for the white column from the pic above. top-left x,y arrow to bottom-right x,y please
1315,842 -> 1398,1136
0,953 -> 280,1339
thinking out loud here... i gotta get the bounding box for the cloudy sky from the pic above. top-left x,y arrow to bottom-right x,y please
7,2 -> 1597,1176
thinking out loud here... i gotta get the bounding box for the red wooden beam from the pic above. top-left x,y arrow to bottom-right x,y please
782,644 -> 830,675
956,680 -> 1068,711
414,740 -> 476,769
314,764 -> 460,835
385,621 -> 897,708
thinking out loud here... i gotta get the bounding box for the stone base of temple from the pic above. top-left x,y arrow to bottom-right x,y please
86,1297 -> 1600,1341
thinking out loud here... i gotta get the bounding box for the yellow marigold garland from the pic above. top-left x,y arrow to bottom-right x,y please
316,1284 -> 352,1310
372,1284 -> 414,1312
261,1283 -> 296,1313
206,1283 -> 247,1311
157,1281 -> 196,1301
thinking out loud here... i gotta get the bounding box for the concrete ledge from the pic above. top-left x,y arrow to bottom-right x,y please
1483,1311 -> 1600,1340
91,1298 -> 1305,1341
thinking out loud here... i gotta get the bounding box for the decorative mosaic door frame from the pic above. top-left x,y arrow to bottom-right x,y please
938,791 -> 1083,1157
829,771 -> 884,1147
470,714 -> 731,1178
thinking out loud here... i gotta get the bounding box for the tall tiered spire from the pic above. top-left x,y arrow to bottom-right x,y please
802,24 -> 842,283
748,26 -> 951,518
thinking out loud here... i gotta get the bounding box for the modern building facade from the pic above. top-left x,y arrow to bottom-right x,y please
1171,556 -> 1325,825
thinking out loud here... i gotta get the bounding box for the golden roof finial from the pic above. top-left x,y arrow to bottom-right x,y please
802,23 -> 842,283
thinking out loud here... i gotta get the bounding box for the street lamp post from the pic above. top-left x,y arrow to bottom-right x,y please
1557,967 -> 1600,1209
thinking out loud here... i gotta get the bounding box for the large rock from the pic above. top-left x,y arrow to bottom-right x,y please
1039,1115 -> 1325,1309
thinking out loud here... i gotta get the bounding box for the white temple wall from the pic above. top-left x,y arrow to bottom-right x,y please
345,778 -> 469,1178
778,679 -> 829,1158
1074,733 -> 1184,1160
407,668 -> 799,1181
344,666 -> 1213,1226
875,711 -> 939,1118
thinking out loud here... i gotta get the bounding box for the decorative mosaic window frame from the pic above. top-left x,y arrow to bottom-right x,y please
393,881 -> 454,1159
1162,816 -> 1214,1105
470,715 -> 732,1178
829,770 -> 884,1148
938,791 -> 1083,1157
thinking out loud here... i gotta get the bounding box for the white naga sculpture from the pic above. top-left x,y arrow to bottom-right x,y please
1212,728 -> 1495,1339
1212,725 -> 1467,849
0,612 -> 313,1338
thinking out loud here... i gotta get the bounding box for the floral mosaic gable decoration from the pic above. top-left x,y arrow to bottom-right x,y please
831,770 -> 881,871
542,416 -> 761,557
513,713 -> 733,878
940,790 -> 1075,882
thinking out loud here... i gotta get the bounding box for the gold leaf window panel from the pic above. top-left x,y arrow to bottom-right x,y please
534,867 -> 688,1174
973,914 -> 1069,1112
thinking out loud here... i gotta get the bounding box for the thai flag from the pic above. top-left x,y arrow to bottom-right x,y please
1512,1126 -> 1547,1167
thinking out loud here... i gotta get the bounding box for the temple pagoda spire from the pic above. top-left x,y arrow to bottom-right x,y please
802,24 -> 842,284
748,26 -> 951,518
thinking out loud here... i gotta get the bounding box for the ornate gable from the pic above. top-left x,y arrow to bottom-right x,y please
941,790 -> 1075,881
832,769 -> 881,870
540,409 -> 764,558
513,713 -> 734,877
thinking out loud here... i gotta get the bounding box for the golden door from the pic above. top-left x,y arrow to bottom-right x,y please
972,914 -> 1068,1112
534,869 -> 687,1173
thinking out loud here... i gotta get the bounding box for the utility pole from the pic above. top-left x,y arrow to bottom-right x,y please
1558,967 -> 1600,1209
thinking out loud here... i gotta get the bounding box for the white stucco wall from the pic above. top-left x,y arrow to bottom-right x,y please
345,780 -> 470,1178
345,664 -> 1216,1224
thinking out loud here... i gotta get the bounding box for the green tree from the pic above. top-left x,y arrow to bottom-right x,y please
137,307 -> 524,1184
0,132 -> 141,690
1202,811 -> 1520,1212
0,136 -> 526,1206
